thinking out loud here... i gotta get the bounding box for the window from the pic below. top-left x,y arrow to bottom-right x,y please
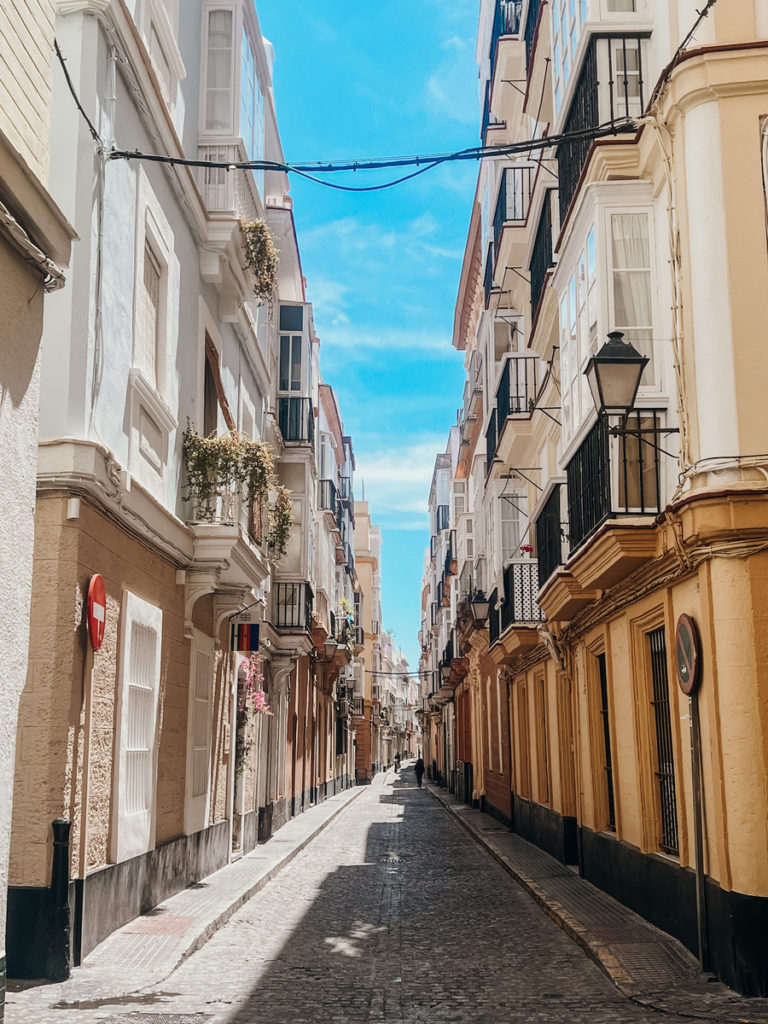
517,683 -> 531,798
453,481 -> 466,517
595,652 -> 616,830
611,213 -> 653,378
551,0 -> 587,114
500,492 -> 523,564
240,29 -> 265,193
279,306 -> 306,394
186,631 -> 215,834
205,9 -> 234,131
535,675 -> 550,803
648,627 -> 678,853
560,227 -> 597,440
113,592 -> 163,862
139,242 -> 161,387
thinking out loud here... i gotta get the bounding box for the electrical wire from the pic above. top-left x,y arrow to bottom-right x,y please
54,39 -> 103,146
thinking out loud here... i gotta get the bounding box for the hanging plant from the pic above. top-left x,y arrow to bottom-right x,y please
267,485 -> 293,557
183,425 -> 279,524
240,219 -> 279,301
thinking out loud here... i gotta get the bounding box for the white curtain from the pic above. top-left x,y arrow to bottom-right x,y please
206,10 -> 233,131
612,214 -> 653,376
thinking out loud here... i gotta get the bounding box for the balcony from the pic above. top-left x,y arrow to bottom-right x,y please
481,79 -> 505,143
535,484 -> 565,589
524,0 -> 545,68
272,582 -> 313,633
557,37 -> 646,224
318,478 -> 337,512
198,141 -> 259,221
344,541 -> 355,575
490,0 -> 522,75
499,560 -> 544,629
443,530 -> 457,578
339,475 -> 353,502
566,412 -> 664,553
484,242 -> 497,310
485,409 -> 497,472
490,355 -> 541,471
350,695 -> 365,717
493,166 -> 533,270
278,397 -> 314,445
436,505 -> 450,533
529,192 -> 554,323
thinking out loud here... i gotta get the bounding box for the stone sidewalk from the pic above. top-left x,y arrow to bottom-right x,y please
7,782 -> 368,1015
428,784 -> 768,1024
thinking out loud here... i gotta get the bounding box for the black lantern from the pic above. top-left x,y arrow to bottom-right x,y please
323,636 -> 338,660
470,589 -> 490,624
440,663 -> 452,684
584,331 -> 649,417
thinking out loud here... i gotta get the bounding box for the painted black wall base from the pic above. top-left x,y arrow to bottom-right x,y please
7,821 -> 229,977
480,796 -> 513,831
513,794 -> 577,865
241,809 -> 258,855
1,952 -> 6,1020
580,826 -> 768,996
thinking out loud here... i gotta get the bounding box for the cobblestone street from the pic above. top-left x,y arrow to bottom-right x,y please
7,772 -> 704,1024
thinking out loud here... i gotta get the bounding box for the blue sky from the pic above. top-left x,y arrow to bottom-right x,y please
256,0 -> 480,670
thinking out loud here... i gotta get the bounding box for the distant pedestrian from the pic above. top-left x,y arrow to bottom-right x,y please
394,753 -> 401,772
414,757 -> 425,788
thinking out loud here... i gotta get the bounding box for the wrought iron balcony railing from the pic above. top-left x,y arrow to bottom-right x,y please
273,581 -> 313,632
566,411 -> 664,552
496,355 -> 538,423
524,0 -> 544,69
492,166 -> 533,255
557,37 -> 645,223
499,560 -> 544,630
488,588 -> 500,647
486,408 -> 497,470
350,695 -> 365,717
481,79 -> 504,142
278,396 -> 314,445
339,475 -> 353,501
535,484 -> 565,589
529,192 -> 554,320
484,241 -> 496,309
490,0 -> 523,77
436,505 -> 450,533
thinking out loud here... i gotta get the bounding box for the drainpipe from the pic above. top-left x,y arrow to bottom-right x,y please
689,693 -> 709,971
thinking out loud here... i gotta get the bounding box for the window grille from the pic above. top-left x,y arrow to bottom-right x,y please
648,627 -> 679,854
596,652 -> 616,830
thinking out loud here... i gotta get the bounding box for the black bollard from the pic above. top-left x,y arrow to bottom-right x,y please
46,819 -> 71,982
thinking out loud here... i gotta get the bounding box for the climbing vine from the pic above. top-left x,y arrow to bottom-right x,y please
240,219 -> 279,301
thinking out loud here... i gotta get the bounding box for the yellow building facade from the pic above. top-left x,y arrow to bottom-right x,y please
438,0 -> 768,996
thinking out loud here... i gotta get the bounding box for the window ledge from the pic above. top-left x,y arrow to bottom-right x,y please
129,368 -> 177,433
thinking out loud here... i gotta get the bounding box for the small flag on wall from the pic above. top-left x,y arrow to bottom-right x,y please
231,622 -> 259,652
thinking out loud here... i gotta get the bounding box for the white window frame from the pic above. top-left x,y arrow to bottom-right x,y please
138,0 -> 186,119
184,629 -> 216,835
129,168 -> 178,496
200,4 -> 237,135
112,591 -> 163,863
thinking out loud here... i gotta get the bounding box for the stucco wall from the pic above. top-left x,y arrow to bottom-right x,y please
0,236 -> 45,950
10,496 -> 191,888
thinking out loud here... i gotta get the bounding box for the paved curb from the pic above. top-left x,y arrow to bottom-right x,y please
427,785 -> 768,1024
48,784 -> 369,1009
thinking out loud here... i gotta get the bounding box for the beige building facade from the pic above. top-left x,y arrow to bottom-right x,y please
0,0 -> 74,1008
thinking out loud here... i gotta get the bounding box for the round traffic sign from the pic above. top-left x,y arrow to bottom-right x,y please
675,614 -> 701,695
87,574 -> 107,651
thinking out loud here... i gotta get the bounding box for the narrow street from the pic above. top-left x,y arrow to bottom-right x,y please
9,770 -> 695,1024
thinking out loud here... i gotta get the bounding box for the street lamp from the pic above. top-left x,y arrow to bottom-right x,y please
584,331 -> 648,418
440,663 -> 452,684
323,636 -> 338,660
470,589 -> 490,625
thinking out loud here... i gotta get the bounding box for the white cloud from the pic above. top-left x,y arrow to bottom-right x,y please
355,438 -> 446,518
317,324 -> 454,357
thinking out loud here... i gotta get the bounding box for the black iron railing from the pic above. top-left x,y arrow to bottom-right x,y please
566,411 -> 663,552
488,589 -> 500,647
557,41 -> 598,224
318,478 -> 337,512
597,652 -> 616,831
430,534 -> 437,559
484,241 -> 495,309
486,408 -> 497,468
339,475 -> 352,501
481,79 -> 504,141
444,530 -> 456,577
493,166 -> 533,255
524,0 -> 544,68
490,0 -> 523,76
496,355 -> 538,423
649,626 -> 679,854
273,581 -> 313,632
535,484 -> 564,588
344,542 -> 354,572
350,695 -> 364,717
607,36 -> 646,125
436,505 -> 450,533
500,560 -> 544,631
353,625 -> 364,647
431,601 -> 438,627
278,396 -> 314,445
529,191 -> 554,319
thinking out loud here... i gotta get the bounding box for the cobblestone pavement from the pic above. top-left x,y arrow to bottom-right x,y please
8,774 -> 705,1024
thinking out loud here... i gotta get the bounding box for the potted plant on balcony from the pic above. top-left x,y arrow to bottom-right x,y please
240,219 -> 279,302
267,484 -> 293,558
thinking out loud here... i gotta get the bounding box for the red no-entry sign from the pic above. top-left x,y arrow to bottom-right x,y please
87,574 -> 107,651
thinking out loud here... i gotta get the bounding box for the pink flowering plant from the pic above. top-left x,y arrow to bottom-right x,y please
235,652 -> 273,774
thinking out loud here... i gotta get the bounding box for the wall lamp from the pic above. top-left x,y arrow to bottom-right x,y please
470,589 -> 490,625
585,331 -> 679,453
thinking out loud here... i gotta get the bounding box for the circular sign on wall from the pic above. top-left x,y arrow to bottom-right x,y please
87,574 -> 107,651
675,614 -> 701,695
